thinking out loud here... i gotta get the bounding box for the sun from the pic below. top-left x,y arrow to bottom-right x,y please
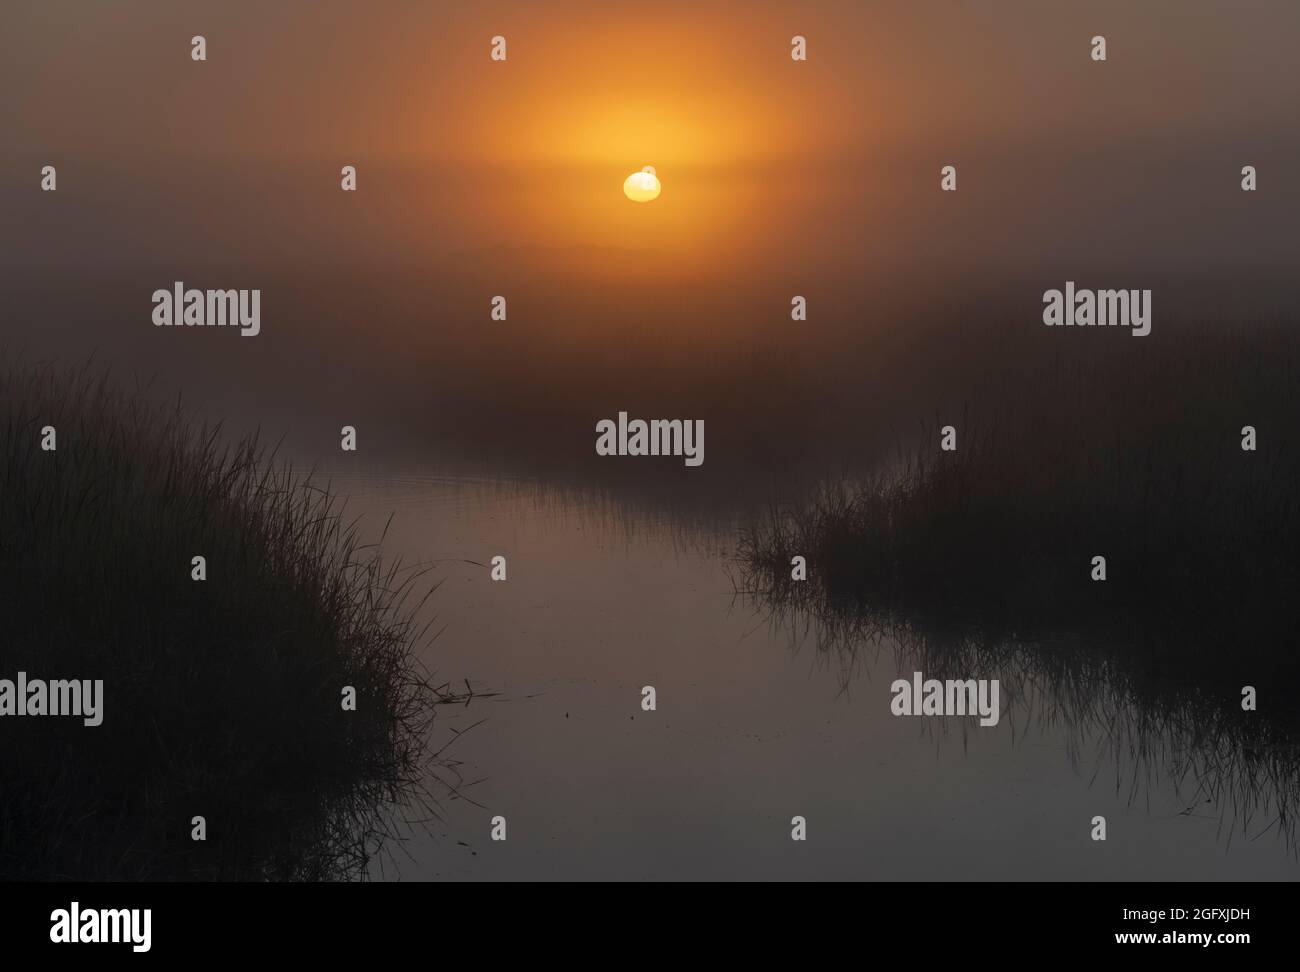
623,166 -> 661,202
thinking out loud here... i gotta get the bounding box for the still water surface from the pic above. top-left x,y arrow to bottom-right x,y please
322,469 -> 1300,881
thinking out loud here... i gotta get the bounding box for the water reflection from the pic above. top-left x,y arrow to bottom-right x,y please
329,470 -> 1300,880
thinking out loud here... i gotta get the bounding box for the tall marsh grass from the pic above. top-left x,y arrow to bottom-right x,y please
0,361 -> 460,880
737,318 -> 1300,848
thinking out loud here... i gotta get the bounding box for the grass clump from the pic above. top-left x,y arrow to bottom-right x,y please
736,318 -> 1300,848
0,361 -> 457,880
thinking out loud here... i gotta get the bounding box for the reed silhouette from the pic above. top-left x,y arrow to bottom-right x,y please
736,317 -> 1300,850
0,360 -> 467,880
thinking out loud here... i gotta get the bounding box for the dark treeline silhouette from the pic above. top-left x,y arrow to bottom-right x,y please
737,315 -> 1300,849
0,360 -> 465,880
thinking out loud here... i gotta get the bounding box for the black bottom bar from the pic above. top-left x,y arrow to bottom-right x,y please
1,881 -> 1277,958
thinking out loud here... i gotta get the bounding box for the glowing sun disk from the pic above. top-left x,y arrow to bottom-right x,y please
623,166 -> 661,202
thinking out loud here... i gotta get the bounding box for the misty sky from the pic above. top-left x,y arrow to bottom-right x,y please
3,1 -> 1298,465
5,0 -> 1298,275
